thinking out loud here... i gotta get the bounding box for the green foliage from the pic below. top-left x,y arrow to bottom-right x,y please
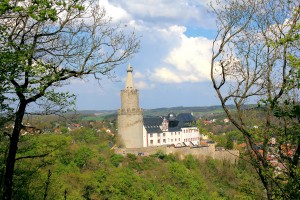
0,1 -> 10,15
225,135 -> 234,150
1,128 -> 266,199
126,153 -> 137,161
61,126 -> 68,134
110,154 -> 124,167
81,116 -> 105,121
74,146 -> 94,168
183,155 -> 197,169
71,127 -> 98,143
151,150 -> 167,160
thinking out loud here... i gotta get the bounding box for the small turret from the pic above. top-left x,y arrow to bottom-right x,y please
125,64 -> 134,89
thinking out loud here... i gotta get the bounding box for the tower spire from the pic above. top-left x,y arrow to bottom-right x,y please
125,64 -> 135,89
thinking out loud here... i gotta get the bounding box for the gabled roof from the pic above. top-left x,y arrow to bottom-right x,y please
176,113 -> 195,122
143,117 -> 163,126
145,127 -> 163,133
143,113 -> 196,133
176,113 -> 195,128
143,117 -> 164,133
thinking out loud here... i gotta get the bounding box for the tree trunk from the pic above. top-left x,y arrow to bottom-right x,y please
266,184 -> 273,200
3,101 -> 26,200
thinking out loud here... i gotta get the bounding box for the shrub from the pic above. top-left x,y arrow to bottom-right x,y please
110,154 -> 124,167
127,153 -> 137,161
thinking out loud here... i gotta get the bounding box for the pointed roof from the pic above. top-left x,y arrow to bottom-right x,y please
125,64 -> 135,89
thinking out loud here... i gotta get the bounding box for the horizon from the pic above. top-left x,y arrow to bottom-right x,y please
74,104 -> 224,112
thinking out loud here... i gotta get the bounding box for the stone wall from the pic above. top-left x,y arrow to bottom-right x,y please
120,89 -> 140,110
117,114 -> 144,148
114,145 -> 239,164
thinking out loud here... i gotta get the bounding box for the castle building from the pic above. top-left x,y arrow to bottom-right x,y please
143,113 -> 200,147
117,65 -> 144,148
118,65 -> 200,148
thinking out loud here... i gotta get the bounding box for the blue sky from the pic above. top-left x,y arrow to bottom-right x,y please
64,0 -> 221,110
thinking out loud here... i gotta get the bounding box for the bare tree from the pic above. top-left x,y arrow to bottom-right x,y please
210,0 -> 300,199
0,0 -> 139,199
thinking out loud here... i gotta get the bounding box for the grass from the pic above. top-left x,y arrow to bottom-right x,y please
81,116 -> 105,121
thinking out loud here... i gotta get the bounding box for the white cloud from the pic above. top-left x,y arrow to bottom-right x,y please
98,1 -> 215,85
99,0 -> 131,22
134,71 -> 145,79
107,0 -> 215,29
151,67 -> 182,83
150,27 -> 213,84
135,81 -> 155,90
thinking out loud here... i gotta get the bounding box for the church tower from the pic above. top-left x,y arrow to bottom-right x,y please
117,64 -> 143,148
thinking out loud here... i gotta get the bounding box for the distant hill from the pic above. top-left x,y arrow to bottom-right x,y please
67,105 -> 258,121
74,105 -> 234,121
75,105 -> 227,115
143,105 -> 229,117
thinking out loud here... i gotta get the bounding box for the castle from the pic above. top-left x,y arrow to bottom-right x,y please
117,65 -> 200,148
117,65 -> 239,163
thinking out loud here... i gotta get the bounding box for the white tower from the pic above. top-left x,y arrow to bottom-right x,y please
117,65 -> 143,148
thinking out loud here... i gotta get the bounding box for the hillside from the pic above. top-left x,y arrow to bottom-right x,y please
2,128 -> 266,199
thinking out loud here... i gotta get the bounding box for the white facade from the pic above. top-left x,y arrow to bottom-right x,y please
143,115 -> 200,147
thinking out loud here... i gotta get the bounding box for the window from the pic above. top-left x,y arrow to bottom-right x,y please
171,132 -> 173,135
175,139 -> 177,141
163,133 -> 166,137
163,139 -> 166,143
150,140 -> 153,144
171,139 -> 173,142
150,133 -> 153,137
157,133 -> 160,137
158,139 -> 160,143
179,138 -> 180,141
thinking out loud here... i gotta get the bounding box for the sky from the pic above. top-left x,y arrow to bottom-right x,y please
63,0 -> 221,110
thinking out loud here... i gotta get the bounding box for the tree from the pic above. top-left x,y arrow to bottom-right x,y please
210,0 -> 299,199
0,0 -> 139,199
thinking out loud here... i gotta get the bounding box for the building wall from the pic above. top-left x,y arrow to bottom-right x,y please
118,109 -> 143,148
121,89 -> 139,110
145,127 -> 200,147
118,86 -> 143,148
181,128 -> 200,145
142,126 -> 148,147
114,145 -> 239,164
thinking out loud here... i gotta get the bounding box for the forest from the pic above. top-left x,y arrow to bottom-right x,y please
0,127 -> 265,199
